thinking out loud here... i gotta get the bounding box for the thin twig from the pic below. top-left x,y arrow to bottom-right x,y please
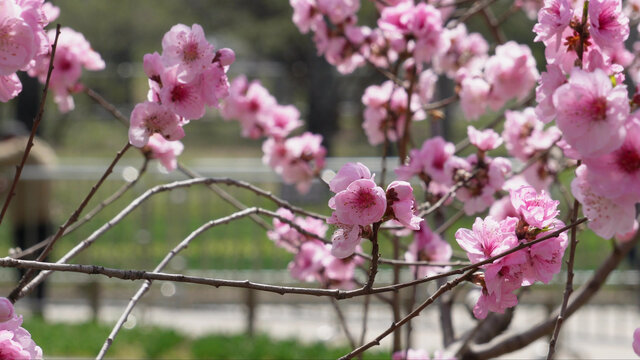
14,178 -> 330,301
8,141 -> 132,303
0,25 -> 62,227
10,158 -> 149,260
96,207 -> 260,359
339,268 -> 477,360
331,298 -> 358,349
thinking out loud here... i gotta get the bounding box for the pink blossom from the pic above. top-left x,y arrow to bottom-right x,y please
144,134 -> 184,172
330,224 -> 361,259
634,328 -> 640,356
455,216 -> 519,264
485,41 -> 539,110
158,65 -> 206,120
459,76 -> 490,120
510,186 -> 559,229
410,3 -> 446,63
221,76 -> 278,139
262,133 -> 326,193
396,136 -> 455,184
503,108 -> 561,160
405,222 -> 452,277
29,27 -> 104,112
553,68 -> 629,158
467,126 -> 502,151
161,24 -> 215,83
0,74 -> 22,102
329,162 -> 372,193
582,116 -> 640,201
268,208 -> 328,253
489,196 -> 519,221
434,24 -> 488,78
316,0 -> 359,24
571,164 -> 637,239
0,297 -> 42,359
289,241 -> 327,282
417,69 -> 437,105
332,178 -> 387,226
534,64 -> 566,124
533,0 -> 572,43
362,80 -> 423,145
589,0 -> 629,50
521,221 -> 568,284
386,181 -> 423,230
616,220 -> 638,242
474,253 -> 524,319
455,155 -> 511,215
323,245 -> 363,288
259,104 -> 302,139
128,101 -> 184,148
290,0 -> 322,34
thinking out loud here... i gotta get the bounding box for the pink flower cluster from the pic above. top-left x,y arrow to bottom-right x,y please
531,0 -> 639,240
361,79 -> 425,146
0,0 -> 52,102
456,186 -> 567,319
221,74 -> 326,193
269,208 -> 362,288
222,76 -> 302,140
459,41 -> 539,120
396,131 -> 511,215
404,222 -> 452,278
0,298 -> 42,359
502,107 -> 561,191
29,26 -> 105,113
328,162 -> 422,258
128,24 -> 234,171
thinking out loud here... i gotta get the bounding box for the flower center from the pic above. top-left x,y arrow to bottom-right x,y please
355,189 -> 376,209
182,42 -> 199,62
171,84 -> 189,103
616,145 -> 640,174
590,97 -> 607,122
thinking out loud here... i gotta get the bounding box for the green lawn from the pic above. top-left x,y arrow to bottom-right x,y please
24,318 -> 389,359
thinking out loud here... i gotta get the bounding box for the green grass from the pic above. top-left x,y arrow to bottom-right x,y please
23,318 -> 389,359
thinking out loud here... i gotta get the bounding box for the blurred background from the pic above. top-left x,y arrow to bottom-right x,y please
0,0 -> 638,358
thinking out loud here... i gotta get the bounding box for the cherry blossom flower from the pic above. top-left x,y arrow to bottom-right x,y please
267,208 -> 328,253
485,41 -> 539,110
588,0 -> 629,50
535,64 -> 566,124
29,27 -> 104,112
455,216 -> 519,264
634,328 -> 640,356
571,164 -> 637,239
0,74 -> 22,102
316,0 -> 360,24
459,76 -> 490,120
552,68 -> 629,158
582,116 -> 640,201
533,0 -> 572,44
128,101 -> 184,148
329,162 -> 373,194
0,297 -> 42,359
510,185 -> 559,229
405,222 -> 452,277
386,181 -> 423,230
520,222 -> 568,285
433,24 -> 488,78
332,178 -> 387,226
161,23 -> 214,83
144,133 -> 184,172
503,108 -> 561,160
467,126 -> 503,152
330,224 -> 361,259
290,0 -> 322,34
158,65 -> 206,120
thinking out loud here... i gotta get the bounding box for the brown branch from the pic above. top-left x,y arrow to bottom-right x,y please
13,178 -> 329,301
7,141 -> 132,303
0,25 -> 62,227
331,298 -> 358,350
547,160 -> 582,359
